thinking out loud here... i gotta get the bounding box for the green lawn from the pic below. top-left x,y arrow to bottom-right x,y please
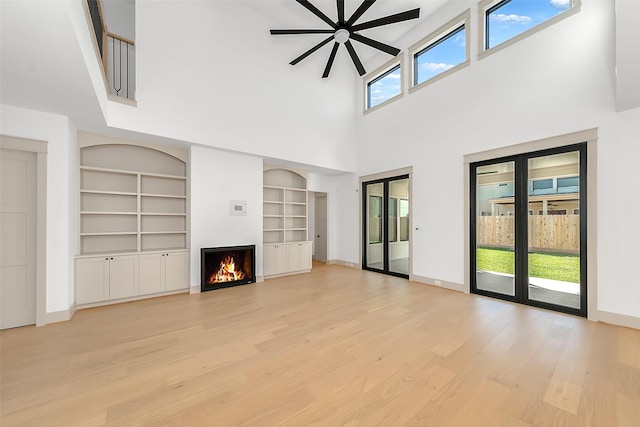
476,247 -> 580,283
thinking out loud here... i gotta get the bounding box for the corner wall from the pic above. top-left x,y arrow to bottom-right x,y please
0,105 -> 77,316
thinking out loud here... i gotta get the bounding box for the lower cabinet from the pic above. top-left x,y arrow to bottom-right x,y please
263,241 -> 312,278
76,250 -> 189,306
139,251 -> 189,294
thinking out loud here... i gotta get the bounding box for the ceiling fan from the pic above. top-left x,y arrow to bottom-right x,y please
270,0 -> 420,78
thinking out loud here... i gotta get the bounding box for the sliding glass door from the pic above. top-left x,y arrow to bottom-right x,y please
363,175 -> 410,278
471,144 -> 586,316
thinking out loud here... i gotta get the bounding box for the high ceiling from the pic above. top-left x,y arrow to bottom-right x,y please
241,0 -> 445,65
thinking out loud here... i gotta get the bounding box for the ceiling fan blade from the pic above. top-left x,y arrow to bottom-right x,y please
346,0 -> 377,26
350,33 -> 400,56
271,29 -> 335,35
344,40 -> 366,76
351,8 -> 420,31
322,42 -> 340,78
296,0 -> 337,29
337,0 -> 345,24
289,35 -> 334,66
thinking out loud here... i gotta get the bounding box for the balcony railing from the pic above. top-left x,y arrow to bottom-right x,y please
86,0 -> 136,101
106,32 -> 135,100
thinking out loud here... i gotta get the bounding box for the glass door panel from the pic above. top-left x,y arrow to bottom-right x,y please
527,151 -> 581,309
475,161 -> 516,296
365,182 -> 384,271
388,178 -> 409,276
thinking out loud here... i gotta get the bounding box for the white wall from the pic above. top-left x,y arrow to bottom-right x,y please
596,107 -> 640,317
189,145 -> 263,288
105,1 -> 358,173
101,0 -> 135,41
307,173 -> 351,263
0,105 -> 77,314
334,173 -> 360,265
348,0 -> 640,320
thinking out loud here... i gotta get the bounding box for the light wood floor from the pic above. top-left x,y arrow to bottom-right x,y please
2,262 -> 639,426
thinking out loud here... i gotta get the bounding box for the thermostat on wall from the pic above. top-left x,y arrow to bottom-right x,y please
230,200 -> 247,216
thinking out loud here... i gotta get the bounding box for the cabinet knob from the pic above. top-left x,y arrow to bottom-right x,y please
105,257 -> 109,260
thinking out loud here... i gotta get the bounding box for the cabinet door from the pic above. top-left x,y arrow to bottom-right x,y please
139,253 -> 165,295
263,245 -> 277,277
76,257 -> 109,304
109,255 -> 139,299
287,244 -> 301,272
276,245 -> 288,274
165,251 -> 189,291
299,242 -> 312,271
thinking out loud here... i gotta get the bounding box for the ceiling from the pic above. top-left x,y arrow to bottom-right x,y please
240,0 -> 446,65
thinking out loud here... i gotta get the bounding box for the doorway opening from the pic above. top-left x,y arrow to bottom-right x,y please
362,175 -> 410,278
309,192 -> 328,262
470,143 -> 587,317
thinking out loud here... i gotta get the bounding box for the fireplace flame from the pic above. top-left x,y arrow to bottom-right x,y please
209,255 -> 246,284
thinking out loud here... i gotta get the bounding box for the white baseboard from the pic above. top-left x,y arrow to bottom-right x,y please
327,259 -> 361,269
45,303 -> 76,325
593,309 -> 640,330
410,274 -> 466,293
190,285 -> 200,294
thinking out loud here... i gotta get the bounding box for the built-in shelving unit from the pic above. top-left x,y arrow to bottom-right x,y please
263,168 -> 308,244
76,134 -> 190,307
263,168 -> 312,278
79,144 -> 188,254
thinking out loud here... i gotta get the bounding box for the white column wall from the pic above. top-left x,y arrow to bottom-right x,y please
189,146 -> 263,289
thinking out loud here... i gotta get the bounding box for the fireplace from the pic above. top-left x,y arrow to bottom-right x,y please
201,245 -> 255,292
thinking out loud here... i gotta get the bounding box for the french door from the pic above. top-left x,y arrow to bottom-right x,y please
362,175 -> 410,278
471,144 -> 587,317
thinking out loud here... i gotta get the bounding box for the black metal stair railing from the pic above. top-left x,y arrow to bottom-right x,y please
107,33 -> 136,100
86,0 -> 136,101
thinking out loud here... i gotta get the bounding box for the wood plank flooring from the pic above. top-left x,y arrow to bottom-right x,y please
1,261 -> 639,426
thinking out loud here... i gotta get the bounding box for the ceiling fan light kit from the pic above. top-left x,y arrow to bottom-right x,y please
270,0 -> 420,78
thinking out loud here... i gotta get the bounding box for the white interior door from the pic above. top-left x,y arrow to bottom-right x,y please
315,194 -> 327,261
1,149 -> 37,329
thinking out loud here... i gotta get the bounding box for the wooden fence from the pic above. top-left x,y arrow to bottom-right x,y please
477,215 -> 579,252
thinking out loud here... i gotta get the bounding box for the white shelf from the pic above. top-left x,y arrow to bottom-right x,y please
141,231 -> 187,235
80,232 -> 137,236
81,189 -> 137,196
80,211 -> 137,215
140,213 -> 187,216
141,193 -> 187,199
80,165 -> 186,180
80,165 -> 137,175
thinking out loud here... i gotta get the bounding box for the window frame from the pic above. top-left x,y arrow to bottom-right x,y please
478,0 -> 581,59
409,9 -> 471,93
363,56 -> 404,113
